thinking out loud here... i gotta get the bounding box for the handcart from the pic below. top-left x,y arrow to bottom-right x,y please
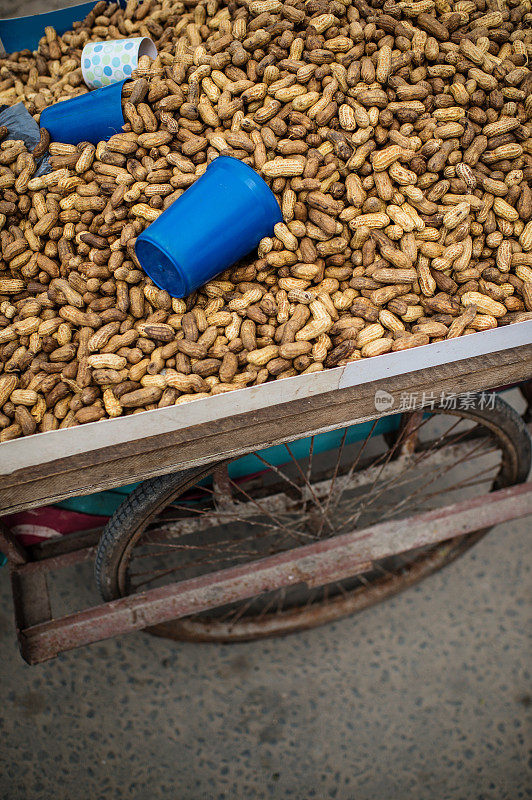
0,4 -> 531,665
1,322 -> 531,664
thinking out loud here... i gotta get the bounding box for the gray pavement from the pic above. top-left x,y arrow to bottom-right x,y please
0,515 -> 530,800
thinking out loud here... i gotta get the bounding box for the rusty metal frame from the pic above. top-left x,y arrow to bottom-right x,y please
1,482 -> 530,665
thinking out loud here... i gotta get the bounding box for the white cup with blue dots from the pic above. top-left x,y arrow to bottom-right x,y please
81,37 -> 157,89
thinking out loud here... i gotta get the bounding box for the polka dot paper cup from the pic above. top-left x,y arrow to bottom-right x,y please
81,37 -> 157,89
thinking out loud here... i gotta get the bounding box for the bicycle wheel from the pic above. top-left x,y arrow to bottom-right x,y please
95,395 -> 530,641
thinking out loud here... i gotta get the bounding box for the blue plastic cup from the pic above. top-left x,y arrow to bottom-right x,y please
134,156 -> 283,298
40,79 -> 126,145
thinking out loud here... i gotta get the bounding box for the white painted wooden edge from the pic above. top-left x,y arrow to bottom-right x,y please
1,320 -> 531,475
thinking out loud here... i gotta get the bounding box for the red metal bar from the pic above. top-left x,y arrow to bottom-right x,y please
18,482 -> 532,664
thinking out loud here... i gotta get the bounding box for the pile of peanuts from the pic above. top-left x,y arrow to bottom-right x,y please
0,0 -> 531,440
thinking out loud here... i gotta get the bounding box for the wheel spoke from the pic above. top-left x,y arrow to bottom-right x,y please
348,416 -> 423,510
337,417 -> 476,531
249,591 -> 280,623
304,435 -> 316,508
377,464 -> 499,524
223,597 -> 257,628
378,434 -> 498,523
283,442 -> 333,527
322,428 -> 348,522
252,452 -> 306,498
226,475 -> 317,544
327,418 -> 380,515
130,548 -> 263,589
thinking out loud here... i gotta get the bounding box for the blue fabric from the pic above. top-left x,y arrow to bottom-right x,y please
0,1 -> 126,54
0,102 -> 51,175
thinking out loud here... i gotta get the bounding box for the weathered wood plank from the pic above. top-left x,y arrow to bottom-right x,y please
1,342 -> 530,514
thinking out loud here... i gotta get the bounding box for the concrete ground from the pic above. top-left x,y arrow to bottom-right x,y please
0,514 -> 530,800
